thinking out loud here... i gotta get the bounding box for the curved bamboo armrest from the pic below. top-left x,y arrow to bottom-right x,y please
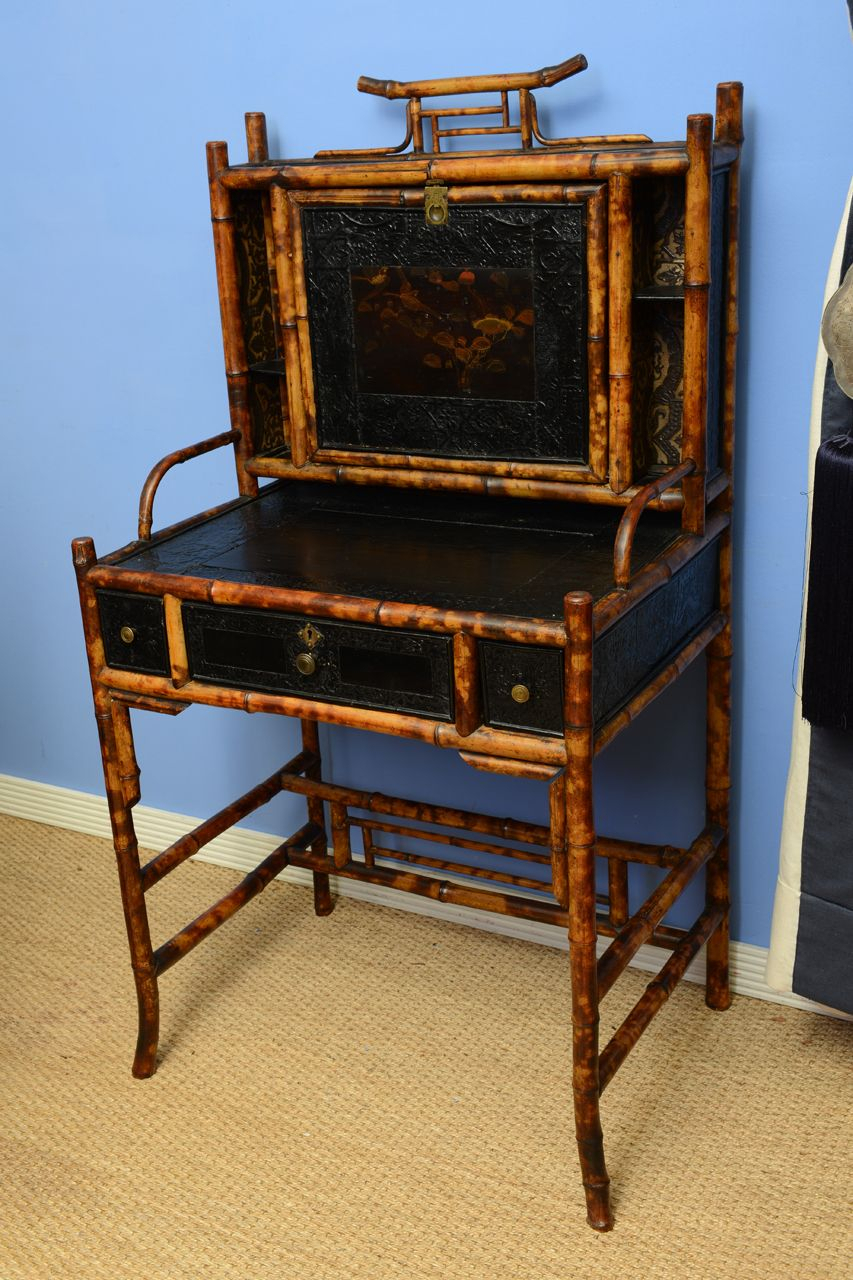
138,430 -> 240,540
613,460 -> 696,588
357,54 -> 587,101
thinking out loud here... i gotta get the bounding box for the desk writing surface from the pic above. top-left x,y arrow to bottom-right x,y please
116,481 -> 682,619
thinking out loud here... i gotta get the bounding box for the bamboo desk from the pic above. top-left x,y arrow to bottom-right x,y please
73,57 -> 742,1231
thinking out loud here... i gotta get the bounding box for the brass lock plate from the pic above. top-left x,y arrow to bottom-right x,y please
297,622 -> 323,649
424,181 -> 448,228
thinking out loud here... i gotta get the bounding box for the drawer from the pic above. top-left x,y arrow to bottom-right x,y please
184,604 -> 454,720
98,591 -> 169,676
480,541 -> 719,737
480,642 -> 563,735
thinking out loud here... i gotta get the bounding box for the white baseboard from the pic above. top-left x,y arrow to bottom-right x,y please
1,771 -> 846,1020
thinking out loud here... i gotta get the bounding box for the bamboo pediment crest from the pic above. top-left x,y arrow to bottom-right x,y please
315,54 -> 650,159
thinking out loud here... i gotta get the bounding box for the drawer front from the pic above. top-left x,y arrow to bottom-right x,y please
480,642 -> 564,735
481,542 -> 719,737
98,591 -> 169,676
184,605 -> 454,719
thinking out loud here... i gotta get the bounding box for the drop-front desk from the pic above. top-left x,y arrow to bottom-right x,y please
72,56 -> 743,1230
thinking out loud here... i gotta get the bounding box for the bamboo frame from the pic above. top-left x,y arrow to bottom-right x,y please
137,430 -> 239,540
206,142 -> 258,497
71,74 -> 742,1235
282,184 -> 609,486
681,114 -> 713,536
607,173 -> 633,495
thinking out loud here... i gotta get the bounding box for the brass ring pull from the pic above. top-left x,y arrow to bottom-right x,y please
295,652 -> 317,676
120,626 -> 136,645
511,683 -> 530,704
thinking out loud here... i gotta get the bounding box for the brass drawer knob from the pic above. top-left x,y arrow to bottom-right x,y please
120,626 -> 136,645
511,683 -> 530,704
295,652 -> 317,676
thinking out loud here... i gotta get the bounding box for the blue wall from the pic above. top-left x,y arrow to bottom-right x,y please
2,2 -> 852,947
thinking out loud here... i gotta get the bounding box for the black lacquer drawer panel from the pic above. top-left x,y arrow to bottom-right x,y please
184,605 -> 454,719
480,643 -> 564,735
480,542 -> 720,737
98,591 -> 169,676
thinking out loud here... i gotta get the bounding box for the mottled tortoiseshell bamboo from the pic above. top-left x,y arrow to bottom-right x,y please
681,114 -> 713,536
596,825 -> 722,1000
71,73 -> 743,1238
607,173 -> 633,495
137,430 -> 239,541
564,591 -> 612,1231
702,81 -> 742,1012
598,904 -> 723,1092
154,823 -> 319,976
206,142 -> 258,496
300,718 -> 334,917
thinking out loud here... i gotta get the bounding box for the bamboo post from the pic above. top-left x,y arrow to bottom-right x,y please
301,719 -> 334,916
564,591 -> 612,1231
111,699 -> 141,808
453,632 -> 482,738
704,83 -> 741,1010
163,593 -> 190,688
705,529 -> 733,1010
269,186 -> 309,467
607,861 -> 629,930
681,114 -> 713,535
715,83 -> 743,491
206,141 -> 258,497
548,770 -> 568,908
330,801 -> 351,870
73,537 -> 160,1077
244,112 -> 269,164
607,174 -> 633,494
586,186 -> 609,480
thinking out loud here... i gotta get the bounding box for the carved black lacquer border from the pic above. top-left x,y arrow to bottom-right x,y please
301,203 -> 588,462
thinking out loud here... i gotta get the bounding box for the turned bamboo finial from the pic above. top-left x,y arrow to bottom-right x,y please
206,140 -> 229,183
245,112 -> 269,164
72,536 -> 96,570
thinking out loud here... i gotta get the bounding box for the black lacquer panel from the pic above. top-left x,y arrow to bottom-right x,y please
480,542 -> 719,736
98,591 -> 169,676
301,203 -> 588,462
591,542 -> 718,726
184,605 -> 454,719
480,643 -> 564,735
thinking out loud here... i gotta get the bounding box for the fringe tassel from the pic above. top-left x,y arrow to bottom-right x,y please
801,433 -> 853,729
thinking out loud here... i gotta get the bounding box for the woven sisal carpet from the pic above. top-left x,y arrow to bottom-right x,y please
1,812 -> 851,1279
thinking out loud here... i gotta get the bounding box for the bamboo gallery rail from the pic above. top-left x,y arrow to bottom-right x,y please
71,59 -> 743,1234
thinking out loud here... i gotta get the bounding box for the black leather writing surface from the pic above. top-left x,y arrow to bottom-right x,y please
116,482 -> 683,621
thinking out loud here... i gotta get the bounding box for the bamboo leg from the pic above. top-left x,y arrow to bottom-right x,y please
301,719 -> 333,916
705,536 -> 733,1010
73,538 -> 159,1077
96,689 -> 160,1077
565,592 -> 612,1232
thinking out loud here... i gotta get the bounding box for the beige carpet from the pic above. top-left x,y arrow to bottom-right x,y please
1,812 -> 851,1279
